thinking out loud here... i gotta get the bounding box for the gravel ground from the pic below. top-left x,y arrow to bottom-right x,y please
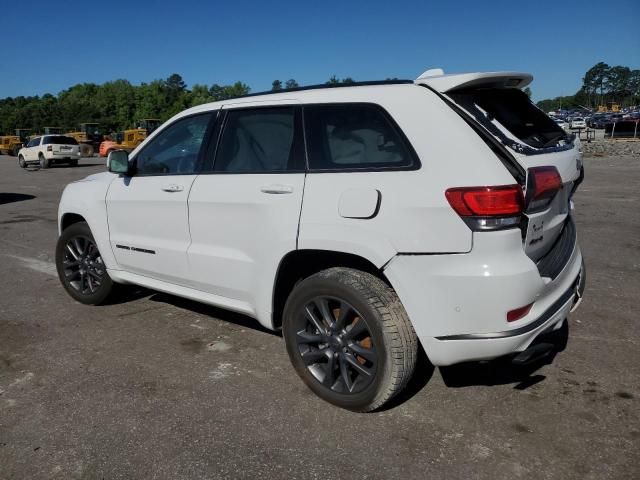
0,154 -> 638,479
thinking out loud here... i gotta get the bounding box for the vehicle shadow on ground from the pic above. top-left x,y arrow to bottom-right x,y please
439,322 -> 569,390
148,291 -> 281,337
0,193 -> 36,205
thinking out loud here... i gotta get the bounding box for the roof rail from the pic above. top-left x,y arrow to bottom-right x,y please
228,79 -> 414,100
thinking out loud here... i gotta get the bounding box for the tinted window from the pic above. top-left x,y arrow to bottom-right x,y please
214,107 -> 298,172
43,136 -> 78,145
304,104 -> 415,170
135,113 -> 212,175
27,138 -> 41,147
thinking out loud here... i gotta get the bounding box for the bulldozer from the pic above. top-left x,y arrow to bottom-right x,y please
0,129 -> 31,156
99,119 -> 161,157
66,123 -> 103,157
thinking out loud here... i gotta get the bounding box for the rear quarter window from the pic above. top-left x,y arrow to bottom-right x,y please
304,104 -> 418,171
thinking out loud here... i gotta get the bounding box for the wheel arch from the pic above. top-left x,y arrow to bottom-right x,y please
60,212 -> 87,232
271,249 -> 392,330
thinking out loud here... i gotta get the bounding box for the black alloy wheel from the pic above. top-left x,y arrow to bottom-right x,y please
294,296 -> 377,394
55,221 -> 115,305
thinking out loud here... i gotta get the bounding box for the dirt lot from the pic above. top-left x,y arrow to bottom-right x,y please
0,154 -> 638,479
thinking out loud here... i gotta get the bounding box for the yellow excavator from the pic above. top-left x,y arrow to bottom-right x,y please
0,129 -> 31,156
99,119 -> 161,156
66,123 -> 103,157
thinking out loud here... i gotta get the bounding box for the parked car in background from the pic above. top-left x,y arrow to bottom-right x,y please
589,116 -> 611,129
18,135 -> 81,168
570,117 -> 586,129
55,70 -> 585,411
554,118 -> 568,129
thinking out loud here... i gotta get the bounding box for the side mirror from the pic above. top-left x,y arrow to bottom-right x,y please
107,150 -> 131,175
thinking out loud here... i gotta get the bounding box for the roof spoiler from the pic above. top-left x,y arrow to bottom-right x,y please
415,68 -> 533,93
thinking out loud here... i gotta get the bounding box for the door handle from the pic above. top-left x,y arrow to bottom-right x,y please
161,184 -> 184,192
260,184 -> 294,194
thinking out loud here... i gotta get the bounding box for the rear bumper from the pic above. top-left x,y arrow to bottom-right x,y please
384,228 -> 584,366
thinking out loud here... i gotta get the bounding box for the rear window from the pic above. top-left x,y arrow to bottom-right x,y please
449,88 -> 566,149
304,104 -> 417,171
43,136 -> 78,145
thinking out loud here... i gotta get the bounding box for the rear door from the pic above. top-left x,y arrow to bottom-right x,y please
186,103 -> 305,317
106,112 -> 215,285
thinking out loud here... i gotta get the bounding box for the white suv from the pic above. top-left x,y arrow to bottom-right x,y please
55,70 -> 585,411
18,135 -> 81,168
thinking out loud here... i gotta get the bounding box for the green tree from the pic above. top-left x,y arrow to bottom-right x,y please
271,80 -> 283,91
285,79 -> 299,89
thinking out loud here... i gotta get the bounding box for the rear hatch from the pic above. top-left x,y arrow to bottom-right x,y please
417,71 -> 583,268
48,136 -> 80,155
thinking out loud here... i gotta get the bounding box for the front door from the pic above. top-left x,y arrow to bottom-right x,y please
106,112 -> 215,285
186,104 -> 306,320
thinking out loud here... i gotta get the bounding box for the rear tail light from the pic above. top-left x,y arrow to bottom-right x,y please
507,303 -> 533,322
47,145 -> 52,152
445,185 -> 524,231
526,166 -> 562,212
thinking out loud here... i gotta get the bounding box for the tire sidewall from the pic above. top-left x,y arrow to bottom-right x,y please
18,156 -> 26,168
283,273 -> 391,411
55,222 -> 113,305
39,154 -> 48,169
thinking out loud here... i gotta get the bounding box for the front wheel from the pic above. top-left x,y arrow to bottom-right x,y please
18,155 -> 26,168
55,221 -> 115,305
283,267 -> 418,412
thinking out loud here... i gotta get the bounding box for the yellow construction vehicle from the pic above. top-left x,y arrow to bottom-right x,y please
66,123 -> 103,157
0,135 -> 23,156
43,126 -> 64,135
1,129 -> 31,156
597,102 -> 621,113
99,119 -> 161,156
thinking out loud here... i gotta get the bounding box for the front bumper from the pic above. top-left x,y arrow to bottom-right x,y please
384,228 -> 584,366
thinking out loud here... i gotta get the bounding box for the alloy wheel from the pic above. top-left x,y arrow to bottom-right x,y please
294,296 -> 377,394
61,235 -> 106,295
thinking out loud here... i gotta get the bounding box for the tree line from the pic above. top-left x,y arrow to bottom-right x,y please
537,62 -> 640,112
0,74 -> 356,135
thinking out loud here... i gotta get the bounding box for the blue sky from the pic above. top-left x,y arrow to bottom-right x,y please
3,0 -> 639,101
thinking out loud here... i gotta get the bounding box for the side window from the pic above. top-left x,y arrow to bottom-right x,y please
134,113 -> 212,175
28,138 -> 40,147
43,137 -> 52,145
304,104 -> 416,170
213,107 -> 300,173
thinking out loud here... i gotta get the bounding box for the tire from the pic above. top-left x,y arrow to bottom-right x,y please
39,153 -> 49,169
18,155 -> 26,168
282,267 -> 418,412
55,221 -> 115,305
11,145 -> 20,156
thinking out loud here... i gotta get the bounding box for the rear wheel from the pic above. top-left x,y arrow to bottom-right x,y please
39,153 -> 49,169
55,221 -> 115,305
18,155 -> 26,168
11,145 -> 20,156
283,267 -> 418,412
